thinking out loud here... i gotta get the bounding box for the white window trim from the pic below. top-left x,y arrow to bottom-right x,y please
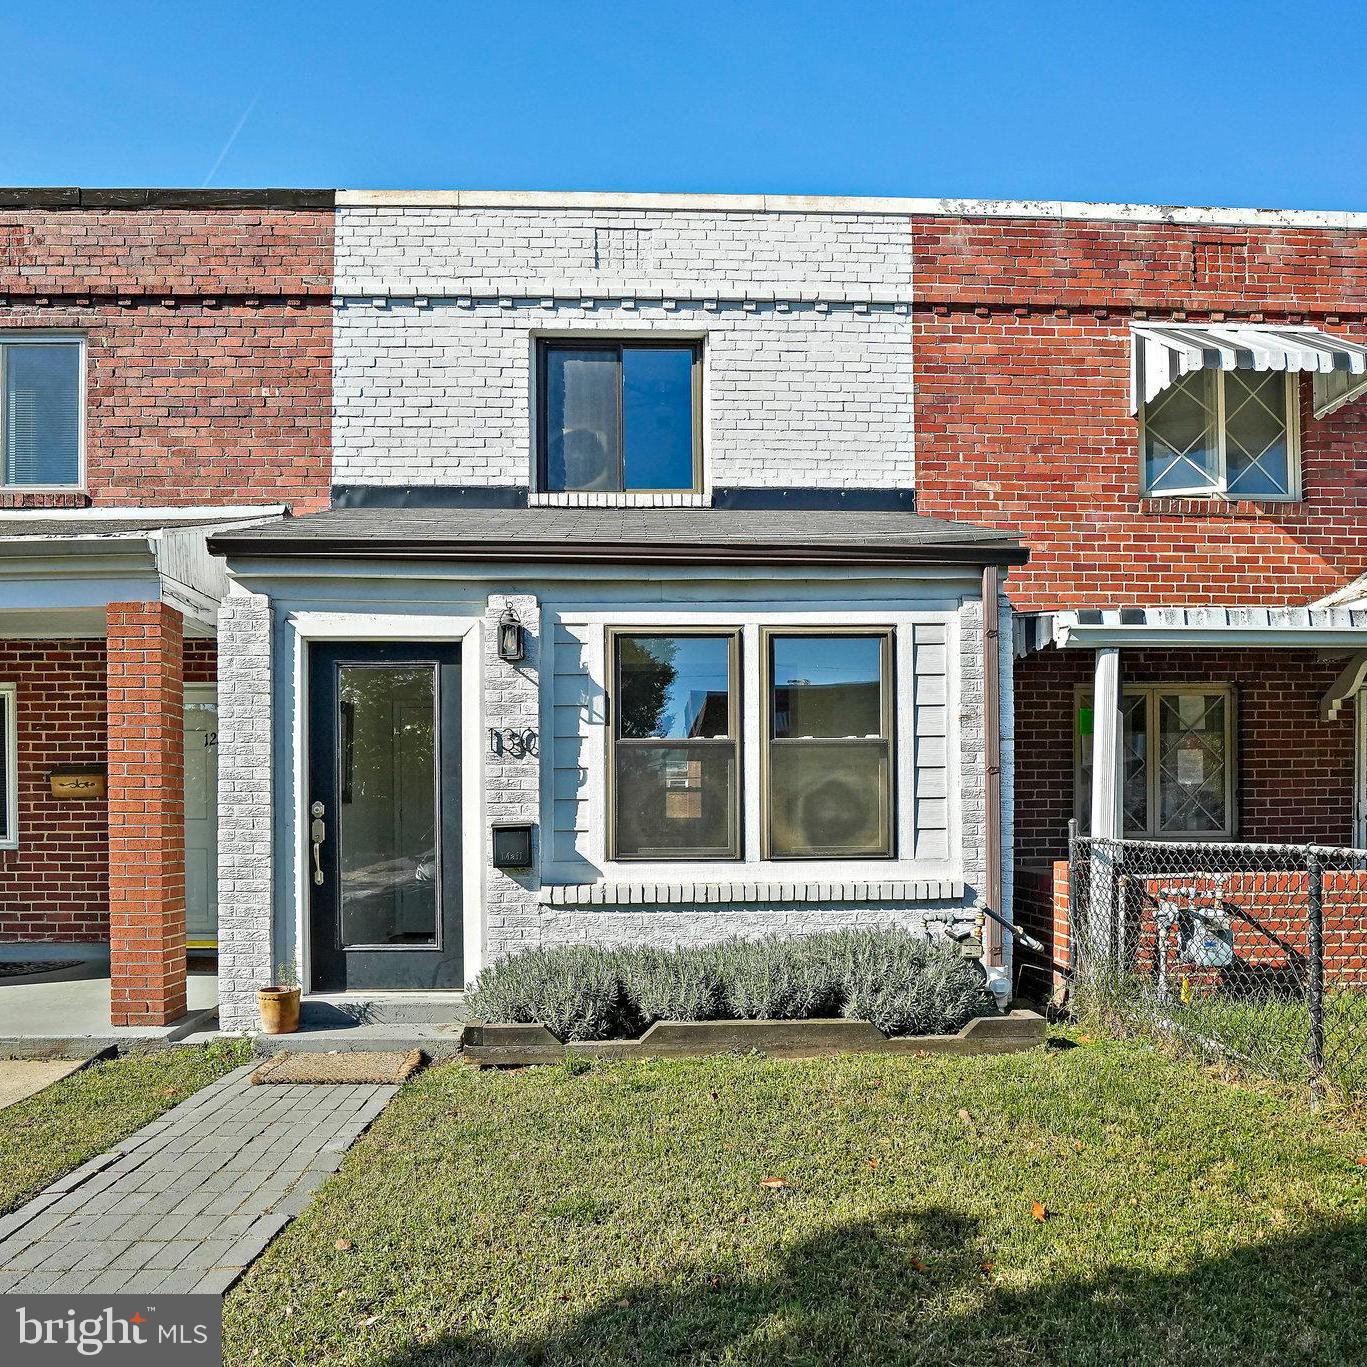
0,332 -> 87,492
1074,682 -> 1238,841
1138,370 -> 1300,502
0,683 -> 16,850
286,612 -> 486,990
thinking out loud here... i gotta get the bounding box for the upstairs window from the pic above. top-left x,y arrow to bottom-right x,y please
539,340 -> 700,493
1,338 -> 83,488
1141,369 -> 1297,500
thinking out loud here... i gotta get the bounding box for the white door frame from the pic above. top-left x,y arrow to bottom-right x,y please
288,613 -> 485,994
184,681 -> 218,948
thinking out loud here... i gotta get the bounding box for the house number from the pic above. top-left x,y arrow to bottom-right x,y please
489,727 -> 538,759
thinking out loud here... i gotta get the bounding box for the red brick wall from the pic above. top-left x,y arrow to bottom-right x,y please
911,215 -> 1367,610
0,635 -> 215,944
1014,647 -> 1356,868
0,205 -> 332,511
0,640 -> 108,941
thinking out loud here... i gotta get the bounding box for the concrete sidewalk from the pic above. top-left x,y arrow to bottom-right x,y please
0,1064 -> 395,1294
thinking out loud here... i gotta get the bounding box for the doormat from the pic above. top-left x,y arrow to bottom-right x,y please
0,960 -> 82,980
250,1049 -> 426,1085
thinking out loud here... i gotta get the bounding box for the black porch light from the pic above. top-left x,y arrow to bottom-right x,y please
497,605 -> 525,662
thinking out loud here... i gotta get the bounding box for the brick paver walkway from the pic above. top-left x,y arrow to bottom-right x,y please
0,1064 -> 395,1294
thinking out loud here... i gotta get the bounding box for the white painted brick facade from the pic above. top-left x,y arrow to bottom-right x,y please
483,594 -> 545,964
332,206 -> 916,493
336,207 -> 913,301
215,590 -> 275,1031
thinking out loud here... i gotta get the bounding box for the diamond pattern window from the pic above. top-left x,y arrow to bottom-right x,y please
1141,370 -> 1296,500
1077,685 -> 1235,840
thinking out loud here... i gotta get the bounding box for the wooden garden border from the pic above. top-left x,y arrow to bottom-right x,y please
461,1009 -> 1045,1066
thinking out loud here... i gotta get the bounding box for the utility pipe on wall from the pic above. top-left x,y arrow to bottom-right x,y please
981,563 -> 1004,969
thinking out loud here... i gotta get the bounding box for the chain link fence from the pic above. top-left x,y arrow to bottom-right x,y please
1068,827 -> 1367,1101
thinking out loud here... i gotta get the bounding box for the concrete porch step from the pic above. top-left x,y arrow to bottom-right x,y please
300,994 -> 472,1028
250,1022 -> 465,1058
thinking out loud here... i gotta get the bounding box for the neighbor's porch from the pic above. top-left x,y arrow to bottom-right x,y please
1010,607 -> 1367,995
0,513 -> 251,1031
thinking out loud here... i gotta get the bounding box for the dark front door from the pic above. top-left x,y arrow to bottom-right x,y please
308,642 -> 463,991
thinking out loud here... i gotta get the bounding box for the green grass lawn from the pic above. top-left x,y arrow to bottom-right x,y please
225,1035 -> 1367,1367
0,1040 -> 249,1215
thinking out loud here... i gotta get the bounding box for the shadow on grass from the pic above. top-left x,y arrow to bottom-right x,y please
378,1206 -> 1367,1367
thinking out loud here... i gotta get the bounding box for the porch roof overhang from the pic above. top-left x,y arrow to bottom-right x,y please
1131,323 -> 1367,419
1017,605 -> 1367,656
0,507 -> 286,637
206,505 -> 1030,568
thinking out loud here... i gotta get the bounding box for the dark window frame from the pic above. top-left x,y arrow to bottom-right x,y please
760,627 -> 897,861
536,338 -> 703,494
606,627 -> 742,862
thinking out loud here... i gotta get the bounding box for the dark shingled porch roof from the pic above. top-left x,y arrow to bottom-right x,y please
207,506 -> 1028,567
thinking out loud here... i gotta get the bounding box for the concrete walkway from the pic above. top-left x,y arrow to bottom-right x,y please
0,1064 -> 395,1294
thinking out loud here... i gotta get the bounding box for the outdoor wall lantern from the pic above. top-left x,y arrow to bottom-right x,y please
497,606 -> 526,662
492,821 -> 534,870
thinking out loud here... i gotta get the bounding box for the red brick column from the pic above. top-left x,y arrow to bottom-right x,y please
106,602 -> 186,1027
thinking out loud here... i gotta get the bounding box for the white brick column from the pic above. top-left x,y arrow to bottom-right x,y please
482,594 -> 543,966
216,590 -> 275,1031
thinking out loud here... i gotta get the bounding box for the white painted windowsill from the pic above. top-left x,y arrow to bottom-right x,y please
539,878 -> 965,907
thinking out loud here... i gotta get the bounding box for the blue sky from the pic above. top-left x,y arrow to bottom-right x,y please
2,1 -> 1364,210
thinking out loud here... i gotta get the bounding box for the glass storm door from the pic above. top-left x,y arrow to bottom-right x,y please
308,643 -> 463,991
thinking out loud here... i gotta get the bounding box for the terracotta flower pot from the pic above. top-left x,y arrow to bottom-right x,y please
257,986 -> 301,1035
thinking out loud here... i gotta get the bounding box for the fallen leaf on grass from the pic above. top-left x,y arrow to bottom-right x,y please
759,1176 -> 788,1190
1031,1201 -> 1051,1223
1355,1156 -> 1367,1167
957,1108 -> 972,1125
910,1258 -> 928,1274
866,1157 -> 880,1170
335,1238 -> 354,1251
360,1316 -> 381,1328
980,1261 -> 995,1277
1073,1141 -> 1085,1153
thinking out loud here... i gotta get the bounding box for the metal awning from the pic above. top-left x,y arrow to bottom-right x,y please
1131,323 -> 1367,419
1017,605 -> 1367,656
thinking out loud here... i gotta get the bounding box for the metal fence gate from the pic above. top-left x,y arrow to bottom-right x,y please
1068,828 -> 1367,1100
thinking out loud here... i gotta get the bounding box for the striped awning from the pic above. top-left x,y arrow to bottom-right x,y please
1131,323 -> 1367,419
